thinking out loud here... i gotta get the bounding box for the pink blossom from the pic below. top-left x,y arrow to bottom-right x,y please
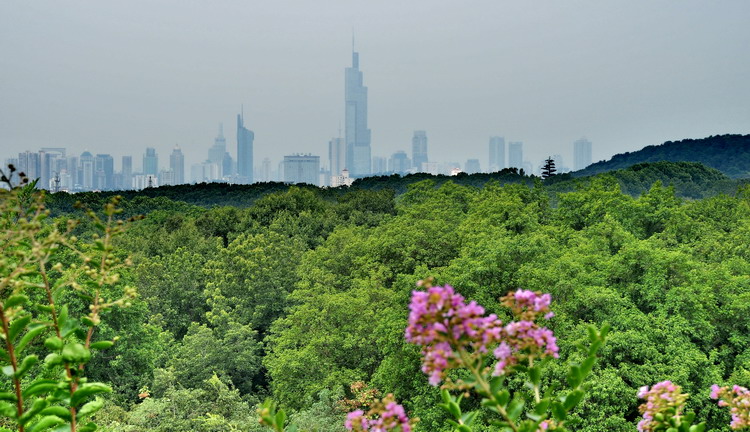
637,381 -> 688,432
711,384 -> 750,430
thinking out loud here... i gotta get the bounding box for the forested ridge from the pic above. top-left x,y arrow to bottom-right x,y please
574,134 -> 750,179
5,161 -> 750,431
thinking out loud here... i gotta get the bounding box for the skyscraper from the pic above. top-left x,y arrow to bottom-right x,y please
283,154 -> 320,186
237,110 -> 254,184
209,123 -> 226,172
80,151 -> 94,191
143,148 -> 158,176
170,146 -> 185,185
329,137 -> 346,178
388,151 -> 411,174
489,136 -> 505,172
412,131 -> 428,171
94,154 -> 114,190
465,159 -> 481,174
573,138 -> 592,171
508,142 -> 523,169
121,156 -> 132,190
345,51 -> 371,177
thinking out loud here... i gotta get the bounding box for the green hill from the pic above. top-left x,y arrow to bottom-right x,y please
574,134 -> 750,178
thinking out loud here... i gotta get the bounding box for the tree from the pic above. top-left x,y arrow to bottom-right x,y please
542,156 -> 557,179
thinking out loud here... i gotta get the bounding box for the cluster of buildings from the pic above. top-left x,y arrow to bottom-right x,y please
4,50 -> 594,192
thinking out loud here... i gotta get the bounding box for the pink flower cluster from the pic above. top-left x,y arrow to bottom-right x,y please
636,381 -> 688,432
405,284 -> 503,385
345,399 -> 413,432
710,384 -> 750,430
405,284 -> 558,384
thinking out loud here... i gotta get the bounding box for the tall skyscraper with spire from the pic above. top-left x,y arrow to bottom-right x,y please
237,108 -> 254,184
345,49 -> 371,177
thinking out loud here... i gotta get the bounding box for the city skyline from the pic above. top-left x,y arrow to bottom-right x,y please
2,2 -> 749,174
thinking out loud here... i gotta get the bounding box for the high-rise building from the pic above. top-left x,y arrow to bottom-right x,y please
170,146 -> 185,185
412,131 -> 428,171
465,159 -> 481,174
283,154 -> 320,186
237,110 -> 254,183
17,151 -> 41,183
94,154 -> 114,190
121,156 -> 132,190
573,138 -> 592,171
508,142 -> 523,169
489,136 -> 505,172
345,51 -> 371,177
80,151 -> 94,191
372,156 -> 387,174
329,137 -> 346,178
388,151 -> 411,174
209,123 -> 226,177
143,148 -> 158,176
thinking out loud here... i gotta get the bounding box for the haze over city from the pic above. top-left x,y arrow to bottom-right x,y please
2,1 -> 749,179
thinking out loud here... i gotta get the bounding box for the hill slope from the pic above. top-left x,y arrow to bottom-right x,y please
574,134 -> 750,178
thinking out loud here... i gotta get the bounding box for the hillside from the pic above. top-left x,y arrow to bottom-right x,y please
574,134 -> 750,178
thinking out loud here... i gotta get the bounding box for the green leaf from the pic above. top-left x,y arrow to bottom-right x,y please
490,376 -> 504,394
76,398 -> 104,419
38,406 -> 71,421
23,380 -> 59,398
9,315 -> 32,341
19,398 -> 49,425
441,389 -> 452,404
15,355 -> 38,379
461,411 -> 478,426
496,389 -> 511,407
689,424 -> 706,432
563,389 -> 585,411
26,415 -> 65,432
17,325 -> 47,353
534,398 -> 551,415
274,409 -> 286,428
61,343 -> 90,364
586,325 -> 598,343
551,402 -> 567,421
4,295 -> 29,309
44,337 -> 64,351
447,401 -> 461,419
0,401 -> 17,418
580,356 -> 596,378
77,422 -> 98,432
567,365 -> 582,388
507,397 -> 525,421
457,425 -> 472,432
44,353 -> 63,368
0,392 -> 16,402
528,366 -> 541,387
89,341 -> 114,350
70,383 -> 111,407
57,306 -> 68,329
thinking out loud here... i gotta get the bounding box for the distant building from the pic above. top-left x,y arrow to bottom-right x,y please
421,161 -> 439,176
412,131 -> 428,171
331,168 -> 355,187
159,169 -> 175,186
573,138 -> 592,171
259,158 -> 272,183
465,159 -> 481,174
143,148 -> 158,176
121,156 -> 133,190
508,142 -> 523,169
170,146 -> 185,185
237,110 -> 255,183
345,51 -> 371,177
191,162 -> 221,183
94,154 -> 114,190
489,136 -> 505,172
283,154 -> 320,185
80,151 -> 94,190
371,156 -> 387,175
388,151 -> 411,174
329,137 -> 347,179
133,174 -> 158,190
17,151 -> 41,184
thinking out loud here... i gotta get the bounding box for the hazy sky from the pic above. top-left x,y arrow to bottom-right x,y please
2,1 -> 749,172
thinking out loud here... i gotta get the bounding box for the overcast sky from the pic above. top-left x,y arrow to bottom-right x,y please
2,1 -> 749,172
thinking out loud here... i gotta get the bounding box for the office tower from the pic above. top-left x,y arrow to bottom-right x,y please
40,148 -> 66,190
388,151 -> 411,174
222,153 -> 234,178
329,137 -> 346,178
80,151 -> 94,190
465,159 -> 481,174
17,151 -> 41,183
508,142 -> 523,169
159,169 -> 175,186
94,154 -> 114,190
489,136 -> 505,172
345,50 -> 371,177
260,158 -> 272,182
283,154 -> 320,186
143,148 -> 158,176
170,146 -> 185,185
237,110 -> 255,184
573,138 -> 592,171
121,156 -> 132,190
372,156 -> 387,174
190,162 -> 220,183
208,123 -> 226,177
411,131 -> 428,171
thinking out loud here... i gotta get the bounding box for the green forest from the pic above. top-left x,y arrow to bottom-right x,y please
3,161 -> 750,431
